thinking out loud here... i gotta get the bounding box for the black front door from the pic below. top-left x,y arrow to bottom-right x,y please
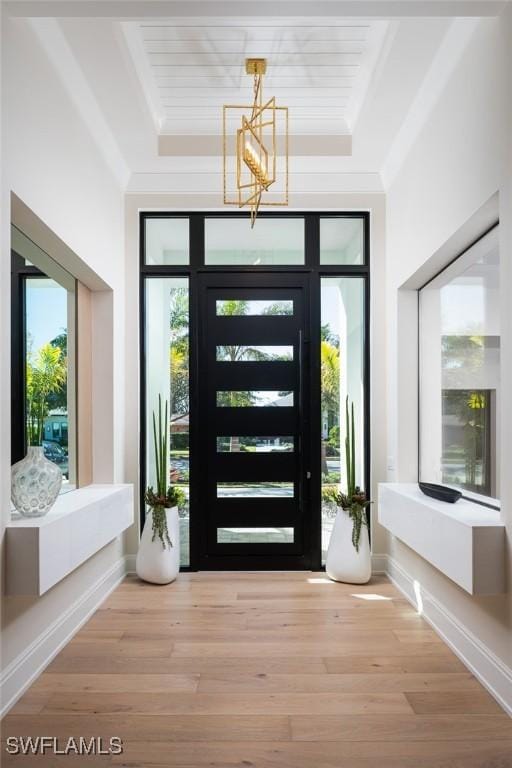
198,273 -> 311,569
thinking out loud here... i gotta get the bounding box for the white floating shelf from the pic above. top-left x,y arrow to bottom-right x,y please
378,483 -> 505,595
6,484 -> 134,596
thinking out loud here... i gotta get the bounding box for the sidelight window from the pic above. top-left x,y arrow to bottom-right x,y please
144,277 -> 190,565
320,277 -> 366,563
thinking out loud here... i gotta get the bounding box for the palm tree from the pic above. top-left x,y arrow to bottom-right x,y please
321,340 -> 340,414
26,343 -> 67,446
320,338 -> 341,475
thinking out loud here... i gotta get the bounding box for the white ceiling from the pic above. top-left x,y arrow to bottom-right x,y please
9,1 -> 492,195
123,19 -> 389,136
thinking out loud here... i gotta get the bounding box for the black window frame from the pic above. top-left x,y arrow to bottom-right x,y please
11,252 -> 45,464
140,211 -> 371,570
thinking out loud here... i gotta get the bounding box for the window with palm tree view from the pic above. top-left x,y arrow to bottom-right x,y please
145,278 -> 190,565
321,277 -> 365,562
12,226 -> 76,490
419,227 -> 500,502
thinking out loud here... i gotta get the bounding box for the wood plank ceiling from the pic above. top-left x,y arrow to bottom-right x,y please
124,19 -> 389,136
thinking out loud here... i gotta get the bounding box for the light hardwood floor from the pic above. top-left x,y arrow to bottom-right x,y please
2,573 -> 512,767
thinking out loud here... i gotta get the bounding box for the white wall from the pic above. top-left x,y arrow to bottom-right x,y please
386,11 -> 512,672
0,17 -> 128,698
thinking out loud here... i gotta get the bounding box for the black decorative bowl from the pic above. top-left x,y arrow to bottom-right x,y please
419,482 -> 462,504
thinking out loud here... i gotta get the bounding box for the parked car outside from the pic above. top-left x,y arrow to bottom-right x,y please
42,440 -> 69,477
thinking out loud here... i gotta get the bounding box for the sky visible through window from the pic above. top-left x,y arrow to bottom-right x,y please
26,279 -> 67,350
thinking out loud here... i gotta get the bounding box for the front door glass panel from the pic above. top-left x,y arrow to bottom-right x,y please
216,346 -> 294,362
216,436 -> 294,453
216,299 -> 294,316
217,528 -> 294,544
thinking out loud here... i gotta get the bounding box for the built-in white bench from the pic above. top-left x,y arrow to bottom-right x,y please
6,484 -> 133,596
378,483 -> 505,595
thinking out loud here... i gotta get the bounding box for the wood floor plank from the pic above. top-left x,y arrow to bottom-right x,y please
71,629 -> 124,642
324,655 -> 466,674
87,613 -> 249,629
171,640 -> 453,657
197,671 -> 482,694
393,629 -> 442,643
8,691 -> 53,715
96,601 -> 407,615
105,596 -> 410,610
290,714 -> 512,741
57,640 -> 173,658
119,626 -> 404,643
2,756 -> 110,768
40,691 -> 413,715
236,590 -> 399,600
404,690 -> 505,714
45,655 -> 329,675
246,611 -> 426,629
105,593 -> 241,605
30,673 -> 200,694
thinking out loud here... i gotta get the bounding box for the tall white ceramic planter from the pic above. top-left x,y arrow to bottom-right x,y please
11,446 -> 62,517
326,507 -> 371,584
136,507 -> 180,585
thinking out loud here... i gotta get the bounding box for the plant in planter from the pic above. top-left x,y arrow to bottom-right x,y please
323,397 -> 372,584
145,396 -> 185,548
136,395 -> 185,584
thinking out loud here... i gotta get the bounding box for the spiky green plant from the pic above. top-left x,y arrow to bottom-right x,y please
322,396 -> 371,552
345,396 -> 356,498
144,395 -> 185,549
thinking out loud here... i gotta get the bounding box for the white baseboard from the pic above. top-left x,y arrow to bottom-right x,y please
384,553 -> 512,717
371,553 -> 388,574
125,554 -> 136,574
0,555 -> 130,718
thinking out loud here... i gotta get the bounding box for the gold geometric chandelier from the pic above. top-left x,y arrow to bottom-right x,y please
223,58 -> 288,227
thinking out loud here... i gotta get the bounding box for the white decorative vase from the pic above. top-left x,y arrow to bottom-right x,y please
326,507 -> 371,584
136,507 -> 180,585
11,446 -> 62,518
